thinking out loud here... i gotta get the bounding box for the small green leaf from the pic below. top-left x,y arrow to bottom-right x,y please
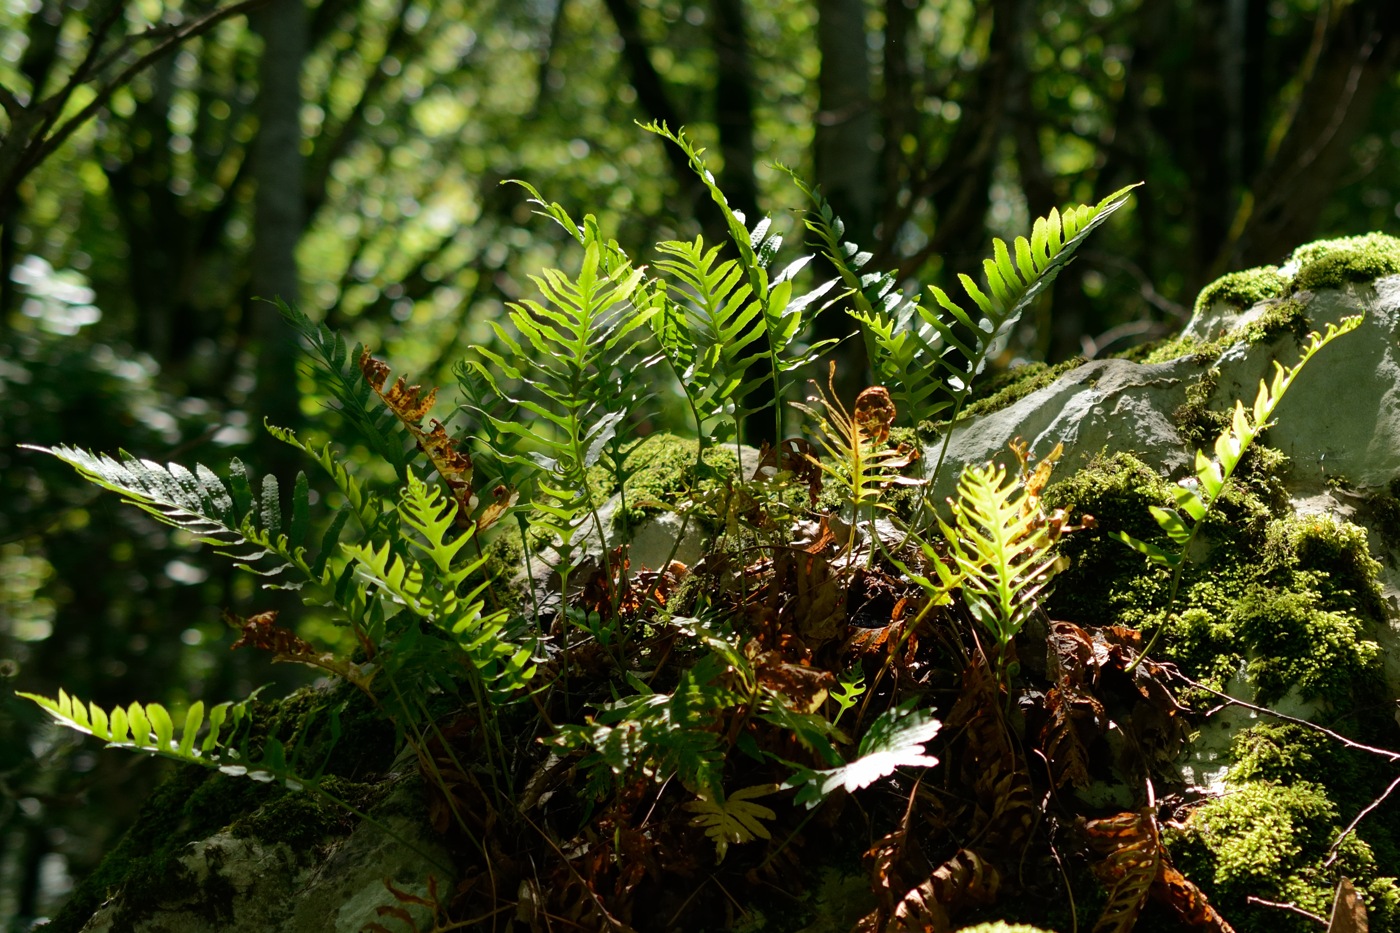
147,703 -> 174,751
1149,506 -> 1192,544
180,701 -> 205,757
127,702 -> 152,747
1170,485 -> 1206,521
1112,530 -> 1178,568
110,705 -> 129,743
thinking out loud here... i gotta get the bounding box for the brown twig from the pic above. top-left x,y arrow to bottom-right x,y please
1169,668 -> 1400,876
1325,771 -> 1400,868
1245,895 -> 1327,926
1165,668 -> 1400,763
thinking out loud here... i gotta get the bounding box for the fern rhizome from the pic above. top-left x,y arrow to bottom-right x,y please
21,125 -> 1366,932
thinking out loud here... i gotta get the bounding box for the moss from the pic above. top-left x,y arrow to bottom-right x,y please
1227,724 -> 1368,801
227,776 -> 364,851
1173,368 -> 1226,451
1265,514 -> 1386,621
1194,266 -> 1288,316
606,433 -> 743,533
44,767 -> 279,933
1167,780 -> 1400,933
1230,586 -> 1378,704
1241,297 -> 1311,343
957,357 -> 1086,421
1288,233 -> 1400,294
1040,452 -> 1176,629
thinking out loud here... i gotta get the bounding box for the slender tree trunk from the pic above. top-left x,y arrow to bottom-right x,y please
1222,0 -> 1400,273
814,0 -> 877,403
249,0 -> 307,454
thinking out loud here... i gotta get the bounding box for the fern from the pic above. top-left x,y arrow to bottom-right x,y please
935,452 -> 1065,684
24,444 -> 326,589
683,783 -> 778,863
1115,315 -> 1363,664
468,234 -> 654,633
17,688 -> 312,789
792,367 -> 923,535
790,173 -> 1140,484
651,236 -> 769,445
644,122 -> 839,441
344,469 -> 535,706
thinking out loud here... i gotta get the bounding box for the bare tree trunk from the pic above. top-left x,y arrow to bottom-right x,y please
249,0 -> 307,454
1222,0 -> 1400,273
814,0 -> 877,402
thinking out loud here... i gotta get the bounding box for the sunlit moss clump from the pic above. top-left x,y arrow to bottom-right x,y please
1194,266 -> 1288,316
1288,232 -> 1400,293
1167,780 -> 1400,933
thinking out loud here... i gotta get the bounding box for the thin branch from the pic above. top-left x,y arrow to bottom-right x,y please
1324,771 -> 1400,868
1245,895 -> 1327,926
10,0 -> 271,195
1167,669 -> 1400,763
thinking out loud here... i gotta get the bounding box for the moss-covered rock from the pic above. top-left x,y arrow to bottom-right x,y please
1167,780 -> 1400,933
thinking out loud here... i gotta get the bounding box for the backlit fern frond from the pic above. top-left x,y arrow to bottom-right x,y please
644,122 -> 839,439
939,459 -> 1063,682
277,299 -> 411,478
785,170 -> 946,423
651,235 -> 768,443
26,445 -> 323,587
467,230 -> 656,623
927,185 -> 1140,403
17,689 -> 311,789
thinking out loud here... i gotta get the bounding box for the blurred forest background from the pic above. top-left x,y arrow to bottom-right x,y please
1,0 -> 1398,926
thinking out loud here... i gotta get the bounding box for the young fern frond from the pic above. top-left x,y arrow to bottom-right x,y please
1115,315 -> 1363,664
683,784 -> 778,863
938,458 -> 1063,683
792,367 -> 921,519
644,122 -> 839,439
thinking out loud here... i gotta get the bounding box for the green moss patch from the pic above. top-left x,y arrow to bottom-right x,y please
1167,780 -> 1400,933
1194,266 -> 1288,316
1289,233 -> 1400,294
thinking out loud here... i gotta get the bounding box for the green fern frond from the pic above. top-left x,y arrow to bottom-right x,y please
784,170 -> 946,421
790,174 -> 1138,487
927,184 -> 1140,395
345,470 -> 534,701
939,460 -> 1061,678
276,299 -> 411,478
1114,315 -> 1363,663
652,235 -> 769,442
644,122 -> 839,438
25,445 -> 323,587
16,689 -> 311,789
